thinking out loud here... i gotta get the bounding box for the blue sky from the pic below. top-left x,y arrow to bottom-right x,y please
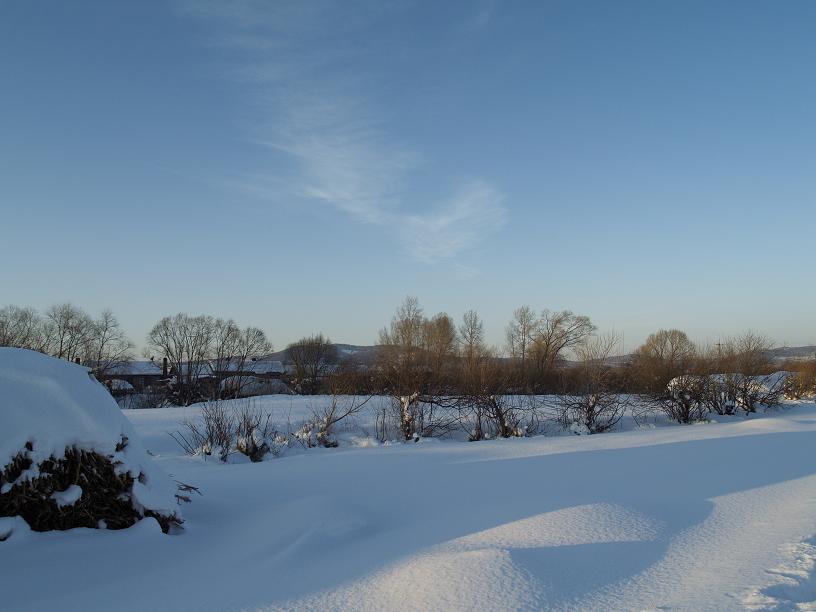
2,0 -> 815,352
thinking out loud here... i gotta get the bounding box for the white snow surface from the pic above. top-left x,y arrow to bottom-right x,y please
0,348 -> 180,519
3,384 -> 816,610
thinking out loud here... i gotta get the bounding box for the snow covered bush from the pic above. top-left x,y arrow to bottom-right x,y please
0,348 -> 182,534
663,375 -> 709,423
172,400 -> 281,462
733,372 -> 787,412
235,403 -> 275,461
698,375 -> 738,416
172,401 -> 235,461
665,372 -> 788,419
559,393 -> 629,433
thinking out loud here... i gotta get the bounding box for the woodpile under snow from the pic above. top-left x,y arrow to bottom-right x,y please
0,348 -> 183,536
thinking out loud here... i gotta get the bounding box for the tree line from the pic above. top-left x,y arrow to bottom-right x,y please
2,300 -> 814,430
0,303 -> 132,376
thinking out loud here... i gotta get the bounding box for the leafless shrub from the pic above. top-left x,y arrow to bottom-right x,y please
558,333 -> 629,433
374,403 -> 393,443
785,361 -> 816,399
715,332 -> 782,413
234,402 -> 275,462
699,375 -> 738,416
170,400 -> 282,462
631,398 -> 660,428
559,392 -> 630,434
479,394 -> 536,438
729,373 -> 787,413
170,401 -> 235,462
310,394 -> 373,448
661,374 -> 709,423
389,393 -> 460,440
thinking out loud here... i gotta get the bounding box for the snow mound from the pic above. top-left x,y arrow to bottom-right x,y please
0,348 -> 182,533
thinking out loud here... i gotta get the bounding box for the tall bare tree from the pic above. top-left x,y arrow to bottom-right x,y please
286,333 -> 337,394
1,303 -> 133,376
85,309 -> 133,377
719,331 -> 782,412
530,310 -> 596,379
423,313 -> 458,389
505,305 -> 535,369
460,309 -> 485,370
377,297 -> 457,440
631,329 -> 697,394
558,333 -> 628,433
45,302 -> 94,361
147,313 -> 216,405
212,319 -> 272,398
0,305 -> 49,351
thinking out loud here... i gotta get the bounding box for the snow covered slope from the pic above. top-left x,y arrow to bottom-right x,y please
2,392 -> 816,610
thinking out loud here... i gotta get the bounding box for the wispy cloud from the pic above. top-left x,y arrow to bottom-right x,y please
464,0 -> 495,32
179,0 -> 507,263
400,181 -> 506,263
252,93 -> 418,225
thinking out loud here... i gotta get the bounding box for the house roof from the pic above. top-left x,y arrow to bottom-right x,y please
177,358 -> 285,377
221,358 -> 284,375
106,360 -> 164,376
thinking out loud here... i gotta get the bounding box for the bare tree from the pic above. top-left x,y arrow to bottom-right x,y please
377,296 -> 428,397
558,333 -> 629,433
458,310 -> 493,439
694,344 -> 737,415
530,310 -> 596,379
0,304 -> 134,377
631,329 -> 697,394
310,377 -> 373,447
147,313 -> 216,405
632,329 -> 709,422
212,320 -> 271,399
423,313 -> 458,391
44,303 -> 94,361
473,365 -> 533,439
286,333 -> 337,394
85,309 -> 133,378
505,305 -> 535,382
720,332 -> 782,413
661,373 -> 709,423
0,305 -> 48,350
376,297 -> 458,440
784,357 -> 816,399
460,310 -> 485,369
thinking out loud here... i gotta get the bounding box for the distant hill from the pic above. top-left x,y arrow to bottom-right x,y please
768,345 -> 816,362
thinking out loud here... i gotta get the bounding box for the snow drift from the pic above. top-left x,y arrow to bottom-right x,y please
0,348 -> 182,535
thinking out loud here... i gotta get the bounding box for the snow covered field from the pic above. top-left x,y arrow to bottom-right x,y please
4,395 -> 816,611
